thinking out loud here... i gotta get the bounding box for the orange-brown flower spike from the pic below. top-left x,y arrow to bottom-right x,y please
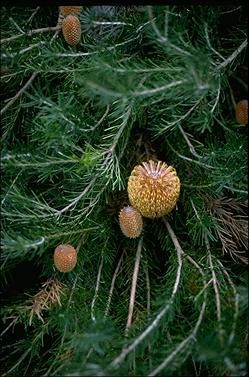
62,15 -> 81,46
235,100 -> 248,125
59,6 -> 82,16
128,160 -> 180,218
54,244 -> 77,272
119,206 -> 143,238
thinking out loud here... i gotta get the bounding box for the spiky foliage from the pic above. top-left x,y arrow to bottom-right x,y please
1,5 -> 248,377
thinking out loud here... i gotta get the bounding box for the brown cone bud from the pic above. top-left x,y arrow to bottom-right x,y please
62,15 -> 81,46
119,206 -> 143,238
54,244 -> 77,272
128,160 -> 180,218
235,100 -> 248,125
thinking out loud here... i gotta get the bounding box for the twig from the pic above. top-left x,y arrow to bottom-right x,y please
51,13 -> 64,43
145,264 -> 151,318
0,317 -> 18,337
213,115 -> 233,133
9,17 -> 25,34
145,263 -> 152,371
54,35 -> 141,57
1,72 -> 38,115
1,41 -> 45,59
92,21 -> 133,26
132,80 -> 185,97
221,6 -> 241,14
83,105 -> 110,133
147,6 -> 191,56
159,98 -> 203,133
205,233 -> 224,345
148,6 -> 167,42
82,348 -> 94,367
1,169 -> 23,205
44,227 -> 99,240
91,253 -> 104,322
55,177 -> 97,216
166,139 -> 220,170
211,78 -> 221,113
27,7 -> 40,24
216,39 -> 247,70
125,237 -> 143,337
147,219 -> 207,376
1,26 -> 61,43
106,103 -> 132,155
104,251 -> 124,318
18,42 -> 44,55
148,299 -> 206,376
2,347 -> 32,377
110,220 -> 183,369
216,259 -> 239,347
204,23 -> 225,62
4,158 -> 76,169
163,218 -> 184,258
223,185 -> 248,195
178,125 -> 201,158
194,278 -> 213,301
164,7 -> 169,39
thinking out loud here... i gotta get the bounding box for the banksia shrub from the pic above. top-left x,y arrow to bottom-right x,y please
128,160 -> 180,218
62,15 -> 81,46
235,99 -> 248,125
59,6 -> 82,16
53,244 -> 77,272
119,206 -> 143,238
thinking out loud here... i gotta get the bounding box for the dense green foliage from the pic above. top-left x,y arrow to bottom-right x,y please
1,5 -> 248,376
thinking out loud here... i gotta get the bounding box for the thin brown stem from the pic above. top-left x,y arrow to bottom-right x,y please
27,7 -> 40,23
205,233 -> 224,344
1,26 -> 61,44
162,217 -> 184,257
178,125 -> 201,158
91,253 -> 104,322
104,251 -> 124,318
110,222 -> 183,369
145,263 -> 152,371
216,39 -> 247,70
1,72 -> 38,115
0,317 -> 18,337
125,237 -> 143,337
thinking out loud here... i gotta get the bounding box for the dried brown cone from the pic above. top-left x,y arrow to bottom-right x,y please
62,15 -> 81,46
128,160 -> 180,219
54,244 -> 77,272
235,99 -> 248,125
28,278 -> 65,325
59,6 -> 82,16
204,195 -> 248,264
119,206 -> 143,238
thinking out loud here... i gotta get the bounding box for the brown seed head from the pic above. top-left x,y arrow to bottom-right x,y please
128,160 -> 180,218
59,6 -> 82,16
235,100 -> 248,125
54,244 -> 77,272
62,15 -> 81,46
119,206 -> 143,238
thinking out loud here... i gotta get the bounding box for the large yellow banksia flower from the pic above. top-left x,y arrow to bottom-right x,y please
127,160 -> 180,218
